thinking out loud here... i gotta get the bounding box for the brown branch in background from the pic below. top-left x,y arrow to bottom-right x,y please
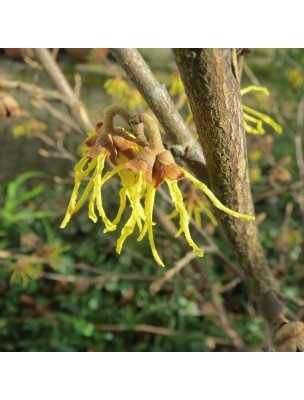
295,97 -> 304,179
150,251 -> 197,294
111,48 -> 208,182
74,73 -> 82,98
236,48 -> 253,81
0,78 -> 68,104
35,98 -> 82,133
254,179 -> 304,203
7,314 -> 178,337
32,48 -> 94,133
277,293 -> 304,309
295,97 -> 304,223
95,323 -> 179,336
217,277 -> 241,294
37,132 -> 77,162
209,285 -> 245,350
39,271 -> 155,285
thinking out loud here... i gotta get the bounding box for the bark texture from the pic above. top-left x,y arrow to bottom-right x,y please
173,49 -> 293,332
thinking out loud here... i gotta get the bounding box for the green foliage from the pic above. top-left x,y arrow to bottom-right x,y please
0,172 -> 59,248
0,172 -> 261,351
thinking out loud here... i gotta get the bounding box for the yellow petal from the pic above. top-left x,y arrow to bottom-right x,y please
243,105 -> 282,134
194,207 -> 202,228
116,173 -> 145,253
60,157 -> 90,228
241,85 -> 270,96
93,156 -> 116,232
203,206 -> 218,227
111,173 -> 130,226
143,185 -> 165,267
243,113 -> 265,135
71,158 -> 101,215
88,191 -> 98,223
166,209 -> 179,220
166,179 -> 204,257
182,169 -> 255,222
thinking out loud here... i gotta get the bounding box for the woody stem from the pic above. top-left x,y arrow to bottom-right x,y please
136,113 -> 164,151
103,104 -> 132,132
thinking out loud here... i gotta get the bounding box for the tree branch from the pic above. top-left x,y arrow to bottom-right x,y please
254,179 -> 304,203
0,78 -> 68,103
111,48 -> 208,181
173,48 -> 298,348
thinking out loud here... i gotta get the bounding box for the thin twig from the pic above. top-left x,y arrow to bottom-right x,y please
277,293 -> 304,309
95,323 -> 179,336
150,251 -> 197,294
8,315 -> 178,336
0,78 -> 68,103
33,48 -> 94,133
111,48 -> 208,181
74,73 -> 82,98
295,97 -> 304,222
35,98 -> 82,133
236,48 -> 253,81
38,132 -> 77,162
217,278 -> 242,294
40,271 -> 155,284
254,179 -> 304,203
295,97 -> 304,178
210,285 -> 245,350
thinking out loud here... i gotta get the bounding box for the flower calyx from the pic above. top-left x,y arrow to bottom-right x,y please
127,113 -> 184,187
85,106 -> 142,165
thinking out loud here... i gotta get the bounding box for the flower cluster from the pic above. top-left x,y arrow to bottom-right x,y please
61,105 -> 254,267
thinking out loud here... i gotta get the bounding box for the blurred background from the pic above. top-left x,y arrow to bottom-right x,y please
0,48 -> 303,351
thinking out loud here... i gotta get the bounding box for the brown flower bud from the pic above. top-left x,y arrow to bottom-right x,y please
86,122 -> 141,165
126,147 -> 157,185
274,321 -> 304,352
153,150 -> 185,188
269,168 -> 291,184
0,92 -> 20,119
112,135 -> 138,161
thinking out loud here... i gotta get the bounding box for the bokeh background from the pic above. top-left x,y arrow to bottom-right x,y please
0,48 -> 303,351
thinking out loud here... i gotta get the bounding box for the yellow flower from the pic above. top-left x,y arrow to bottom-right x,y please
250,167 -> 262,183
169,72 -> 185,97
241,86 -> 282,135
168,188 -> 218,228
61,106 -> 254,267
10,257 -> 42,288
249,150 -> 263,162
104,78 -> 146,111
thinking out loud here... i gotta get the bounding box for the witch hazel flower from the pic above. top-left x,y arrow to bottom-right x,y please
167,187 -> 218,228
241,85 -> 282,135
61,105 -> 254,267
